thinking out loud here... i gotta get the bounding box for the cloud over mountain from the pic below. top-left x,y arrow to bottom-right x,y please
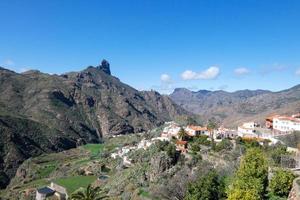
181,66 -> 220,80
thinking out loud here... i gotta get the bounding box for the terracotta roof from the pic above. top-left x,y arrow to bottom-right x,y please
176,140 -> 187,145
187,125 -> 207,131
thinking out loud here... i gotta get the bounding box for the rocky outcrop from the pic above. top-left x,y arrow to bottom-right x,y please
0,60 -> 189,188
97,59 -> 111,75
289,177 -> 300,200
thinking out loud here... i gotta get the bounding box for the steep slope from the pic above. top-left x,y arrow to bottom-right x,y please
170,86 -> 300,126
0,60 -> 188,188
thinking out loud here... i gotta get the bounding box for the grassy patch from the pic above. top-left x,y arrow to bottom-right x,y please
36,164 -> 57,178
139,188 -> 150,197
54,176 -> 97,194
83,144 -> 104,156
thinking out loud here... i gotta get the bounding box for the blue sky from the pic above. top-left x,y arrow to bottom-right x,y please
1,0 -> 300,94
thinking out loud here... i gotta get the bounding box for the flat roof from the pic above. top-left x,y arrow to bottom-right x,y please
37,187 -> 55,195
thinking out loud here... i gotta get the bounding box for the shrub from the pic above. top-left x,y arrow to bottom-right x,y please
269,169 -> 295,198
185,170 -> 225,200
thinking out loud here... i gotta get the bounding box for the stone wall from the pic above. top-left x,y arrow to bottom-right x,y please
289,177 -> 300,200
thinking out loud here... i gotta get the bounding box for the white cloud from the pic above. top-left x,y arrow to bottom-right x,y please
181,66 -> 220,80
181,70 -> 198,80
234,67 -> 250,76
296,69 -> 300,76
160,74 -> 172,83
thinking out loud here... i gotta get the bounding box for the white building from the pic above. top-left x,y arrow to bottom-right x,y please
185,125 -> 209,136
273,116 -> 300,133
238,122 -> 259,138
161,122 -> 181,138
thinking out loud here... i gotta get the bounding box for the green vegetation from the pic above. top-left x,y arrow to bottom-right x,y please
190,135 -> 211,146
71,184 -> 107,200
36,164 -> 57,178
227,148 -> 268,200
83,144 -> 104,156
178,127 -> 188,140
54,176 -> 97,194
269,169 -> 296,198
185,170 -> 226,200
214,139 -> 233,152
269,144 -> 290,166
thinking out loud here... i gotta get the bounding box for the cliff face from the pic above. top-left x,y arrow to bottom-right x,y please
0,60 -> 188,188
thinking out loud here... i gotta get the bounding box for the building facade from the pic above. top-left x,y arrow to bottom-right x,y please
237,122 -> 259,138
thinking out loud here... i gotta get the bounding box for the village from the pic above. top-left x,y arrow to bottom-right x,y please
110,113 -> 300,160
34,113 -> 300,200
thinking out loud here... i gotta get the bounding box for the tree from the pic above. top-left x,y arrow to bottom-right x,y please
178,127 -> 188,141
166,142 -> 177,162
207,118 -> 218,149
71,184 -> 107,200
185,170 -> 226,200
190,143 -> 201,152
269,169 -> 295,198
227,148 -> 268,200
207,119 -> 217,137
227,187 -> 261,200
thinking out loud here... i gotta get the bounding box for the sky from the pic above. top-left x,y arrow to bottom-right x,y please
1,0 -> 300,94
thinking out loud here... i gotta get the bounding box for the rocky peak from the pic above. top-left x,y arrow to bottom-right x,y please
97,59 -> 111,75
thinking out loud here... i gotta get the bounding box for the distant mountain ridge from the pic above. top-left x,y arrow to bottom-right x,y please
0,60 -> 188,188
170,86 -> 300,127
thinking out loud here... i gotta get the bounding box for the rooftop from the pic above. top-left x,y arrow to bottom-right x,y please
187,125 -> 207,131
37,187 -> 55,195
176,140 -> 188,145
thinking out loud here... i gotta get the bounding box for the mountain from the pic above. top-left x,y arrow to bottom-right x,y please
170,86 -> 300,127
0,60 -> 188,188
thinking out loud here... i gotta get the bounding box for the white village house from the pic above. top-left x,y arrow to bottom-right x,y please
272,115 -> 300,133
238,122 -> 259,138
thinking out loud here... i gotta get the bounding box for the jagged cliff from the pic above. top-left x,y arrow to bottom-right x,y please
0,60 -> 188,188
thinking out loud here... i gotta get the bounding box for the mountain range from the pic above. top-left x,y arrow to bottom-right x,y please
170,85 -> 300,127
0,60 -> 188,188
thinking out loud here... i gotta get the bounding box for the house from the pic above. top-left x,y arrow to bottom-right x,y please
36,187 -> 55,200
161,121 -> 181,138
176,140 -> 188,152
185,125 -> 208,136
216,127 -> 237,139
36,182 -> 68,200
238,122 -> 259,138
266,114 -> 300,134
265,115 -> 280,129
273,115 -> 300,134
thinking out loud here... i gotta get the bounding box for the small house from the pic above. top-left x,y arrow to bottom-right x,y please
36,187 -> 55,200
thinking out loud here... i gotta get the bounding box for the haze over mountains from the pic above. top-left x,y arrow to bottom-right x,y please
0,60 -> 188,188
170,85 -> 300,127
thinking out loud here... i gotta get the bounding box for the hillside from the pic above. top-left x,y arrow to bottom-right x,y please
1,128 -> 238,200
0,60 -> 188,188
170,86 -> 300,127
